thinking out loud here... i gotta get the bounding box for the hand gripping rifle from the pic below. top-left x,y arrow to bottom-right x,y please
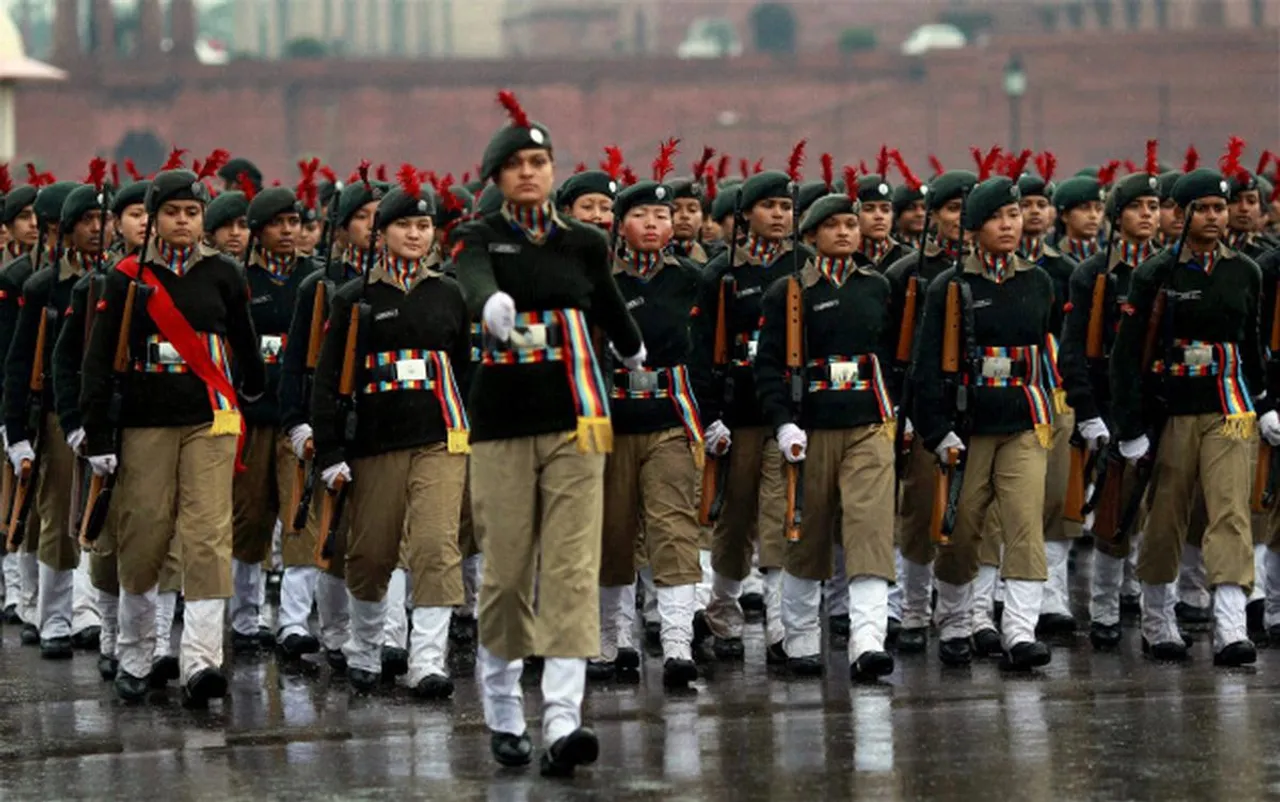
1081,264 -> 1123,541
928,219 -> 973,547
697,208 -> 739,526
782,168 -> 805,544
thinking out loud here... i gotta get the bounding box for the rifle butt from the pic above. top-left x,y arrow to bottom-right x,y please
697,453 -> 720,526
79,474 -> 105,548
929,450 -> 957,547
1254,442 -> 1271,514
7,460 -> 32,552
0,461 -> 13,538
1090,456 -> 1125,543
895,275 -> 918,363
287,459 -> 308,535
1065,445 -> 1087,523
314,476 -> 346,570
784,455 -> 802,543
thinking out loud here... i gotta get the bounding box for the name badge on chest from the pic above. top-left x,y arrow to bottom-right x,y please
260,335 -> 283,360
489,243 -> 522,255
375,309 -> 399,322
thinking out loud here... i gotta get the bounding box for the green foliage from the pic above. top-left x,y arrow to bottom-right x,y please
749,2 -> 796,55
838,27 -> 877,54
284,37 -> 327,59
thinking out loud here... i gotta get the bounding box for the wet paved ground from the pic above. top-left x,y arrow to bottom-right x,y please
4,545 -> 1280,801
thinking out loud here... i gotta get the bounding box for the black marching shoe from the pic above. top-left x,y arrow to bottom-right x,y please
896,627 -> 928,654
71,626 -> 101,651
1089,622 -> 1122,650
1175,601 -> 1212,629
1213,640 -> 1257,668
1035,613 -> 1077,637
150,655 -> 180,688
644,620 -> 661,650
766,641 -> 788,666
348,667 -> 380,693
448,614 -> 477,647
182,668 -> 228,709
97,654 -> 119,681
1119,594 -> 1142,621
886,616 -> 902,646
1000,640 -> 1051,671
40,636 -> 73,659
713,636 -> 745,661
490,731 -> 534,768
662,657 -> 698,689
20,622 -> 39,645
740,592 -> 765,615
326,649 -> 347,673
828,615 -> 851,648
114,671 -> 149,702
938,637 -> 972,667
1141,636 -> 1191,661
410,674 -> 454,700
278,633 -> 321,661
381,646 -> 409,678
787,654 -> 824,677
1246,600 -> 1265,641
540,728 -> 599,778
691,611 -> 713,659
1268,623 -> 1280,646
851,650 -> 894,683
585,660 -> 615,682
616,647 -> 641,672
231,629 -> 263,655
2,604 -> 19,624
971,628 -> 1004,658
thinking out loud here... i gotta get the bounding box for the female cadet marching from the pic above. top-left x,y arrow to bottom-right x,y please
311,166 -> 472,697
80,166 -> 266,706
755,177 -> 899,682
453,91 -> 643,777
593,142 -> 706,690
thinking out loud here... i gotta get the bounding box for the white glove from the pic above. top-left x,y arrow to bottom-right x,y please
288,424 -> 314,461
776,423 -> 807,463
933,431 -> 965,463
904,418 -> 915,437
7,440 -> 34,475
88,454 -> 117,477
1119,435 -> 1150,463
321,462 -> 351,490
65,427 -> 86,454
1,425 -> 7,451
1077,417 -> 1110,451
1261,410 -> 1280,447
620,343 -> 647,371
704,420 -> 732,455
482,291 -> 517,342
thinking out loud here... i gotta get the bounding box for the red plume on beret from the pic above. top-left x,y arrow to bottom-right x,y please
1182,145 -> 1199,173
738,158 -> 750,179
928,154 -> 945,176
496,89 -> 531,129
875,145 -> 890,180
438,174 -> 464,213
85,157 -> 107,190
396,163 -> 422,199
692,146 -> 715,181
1003,149 -> 1032,181
573,162 -> 587,174
752,158 -> 764,175
600,146 -> 624,180
375,164 -> 388,182
110,163 -> 119,189
295,157 -> 321,210
972,146 -> 1002,181
356,159 -> 372,189
859,160 -> 870,176
843,165 -> 860,200
161,146 -> 188,171
716,155 -> 730,180
621,166 -> 638,187
194,148 -> 231,181
1218,135 -> 1250,183
889,150 -> 921,191
1034,151 -> 1056,183
1097,159 -> 1121,188
124,159 -> 143,182
1145,139 -> 1160,176
1255,150 -> 1273,177
786,140 -> 806,183
653,137 -> 680,182
0,164 -> 12,195
703,166 -> 718,201
320,165 -> 337,185
237,172 -> 258,200
1122,159 -> 1137,174
25,163 -> 54,187
820,153 -> 834,190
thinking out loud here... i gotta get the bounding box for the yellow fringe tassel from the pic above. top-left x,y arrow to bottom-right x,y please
1053,388 -> 1070,416
209,408 -> 241,437
881,419 -> 898,443
691,441 -> 706,472
573,416 -> 614,455
1034,423 -> 1054,449
1221,412 -> 1257,441
447,429 -> 471,455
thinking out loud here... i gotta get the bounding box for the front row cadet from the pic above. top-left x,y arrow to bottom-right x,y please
913,176 -> 1057,671
595,175 -> 705,690
1110,168 -> 1271,667
81,169 -> 266,706
755,185 -> 898,682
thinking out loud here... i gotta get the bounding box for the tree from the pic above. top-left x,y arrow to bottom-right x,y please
1038,4 -> 1061,32
749,2 -> 796,55
1122,0 -> 1142,28
284,37 -> 328,59
838,27 -> 877,54
1064,1 -> 1085,28
1154,0 -> 1170,28
1093,0 -> 1114,28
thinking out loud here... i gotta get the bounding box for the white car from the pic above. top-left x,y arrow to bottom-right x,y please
677,18 -> 743,60
900,24 -> 967,56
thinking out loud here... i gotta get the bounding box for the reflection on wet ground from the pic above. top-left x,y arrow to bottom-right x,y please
4,546 -> 1280,801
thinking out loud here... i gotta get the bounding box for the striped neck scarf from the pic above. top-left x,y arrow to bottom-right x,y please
1061,236 -> 1100,261
504,201 -> 556,244
5,241 -> 29,260
381,251 -> 427,291
744,234 -> 784,264
341,244 -> 368,273
618,244 -> 664,279
1116,238 -> 1157,267
935,235 -> 963,261
155,240 -> 197,276
674,238 -> 697,253
1186,249 -> 1218,274
816,255 -> 857,287
1019,234 -> 1044,262
63,248 -> 97,275
257,249 -> 295,284
860,237 -> 892,263
1225,229 -> 1255,250
977,250 -> 1014,284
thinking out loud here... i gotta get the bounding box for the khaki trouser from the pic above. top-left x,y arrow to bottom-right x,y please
473,432 -> 604,660
785,425 -> 896,582
33,414 -> 79,572
347,443 -> 466,607
599,428 -> 702,588
232,426 -> 291,565
1137,414 -> 1253,590
710,426 -> 786,580
1249,441 -> 1278,546
896,434 -> 938,566
458,460 -> 479,559
1043,407 -> 1082,542
89,519 -> 181,595
934,431 -> 1050,587
115,425 -> 236,600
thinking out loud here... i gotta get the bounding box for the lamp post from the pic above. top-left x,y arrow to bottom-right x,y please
1003,53 -> 1027,152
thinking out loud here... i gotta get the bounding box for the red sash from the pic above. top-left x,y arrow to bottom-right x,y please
115,255 -> 247,471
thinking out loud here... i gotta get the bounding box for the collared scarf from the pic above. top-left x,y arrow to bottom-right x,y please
618,244 -> 664,279
1225,229 -> 1255,251
674,238 -> 697,254
1061,236 -> 1100,261
381,251 -> 427,291
5,241 -> 29,260
860,237 -> 892,264
1186,249 -> 1218,274
935,235 -> 963,261
1019,234 -> 1044,262
341,244 -> 368,273
62,248 -> 97,276
744,233 -> 784,264
503,201 -> 556,244
155,240 -> 197,276
1116,239 -> 1157,267
977,250 -> 1014,284
257,250 -> 295,285
816,255 -> 857,287
1153,231 -> 1169,248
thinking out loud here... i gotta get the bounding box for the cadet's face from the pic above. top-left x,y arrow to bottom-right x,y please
1159,198 -> 1182,237
568,193 -> 613,229
976,203 -> 1023,255
1064,201 -> 1103,238
71,210 -> 103,254
346,202 -> 377,250
748,197 -> 792,241
672,198 -> 703,241
815,213 -> 861,258
0,225 -> 9,249
213,217 -> 249,257
157,201 -> 204,247
1119,197 -> 1159,242
715,215 -> 735,242
1182,197 -> 1228,245
702,216 -> 724,242
297,219 -> 322,254
1228,190 -> 1260,232
1270,196 -> 1280,229
498,148 -> 554,206
935,199 -> 964,241
384,216 -> 435,261
117,204 -> 148,249
621,204 -> 673,253
261,212 -> 300,255
8,206 -> 37,247
1019,195 -> 1051,235
897,200 -> 927,235
858,201 -> 893,240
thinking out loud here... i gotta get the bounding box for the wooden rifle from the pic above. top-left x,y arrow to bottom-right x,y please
929,279 -> 967,546
1082,267 -> 1122,539
287,279 -> 326,534
697,276 -> 734,525
892,206 -> 929,493
781,176 -> 805,543
1114,285 -> 1173,538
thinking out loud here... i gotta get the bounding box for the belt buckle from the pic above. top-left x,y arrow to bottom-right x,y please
829,361 -> 859,385
1184,345 -> 1213,367
745,339 -> 759,361
154,341 -> 182,365
981,356 -> 1012,379
394,359 -> 428,382
511,324 -> 548,351
260,335 -> 283,360
628,369 -> 660,393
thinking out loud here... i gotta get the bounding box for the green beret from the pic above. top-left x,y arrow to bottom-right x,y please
1016,173 -> 1053,200
1258,174 -> 1275,205
556,171 -> 618,211
892,182 -> 927,216
111,181 -> 149,217
1227,171 -> 1259,201
1157,171 -> 1181,201
1053,176 -> 1104,213
217,158 -> 262,192
36,181 -> 79,227
668,177 -> 699,201
799,193 -> 858,236
927,170 -> 978,211
2,185 -> 36,226
857,177 -> 895,204
59,184 -> 105,232
718,177 -> 744,191
377,184 -> 436,228
1171,168 -> 1230,208
435,185 -> 475,231
613,181 -> 675,222
477,184 -> 504,216
318,180 -> 339,210
711,186 -> 741,223
1105,172 -> 1161,218
738,171 -> 791,213
1075,166 -> 1101,178
964,177 -> 1021,231
463,178 -> 487,195
796,181 -> 830,219
481,120 -> 553,182
336,181 -> 386,228
246,187 -> 300,231
204,191 -> 248,234
147,170 -> 210,214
